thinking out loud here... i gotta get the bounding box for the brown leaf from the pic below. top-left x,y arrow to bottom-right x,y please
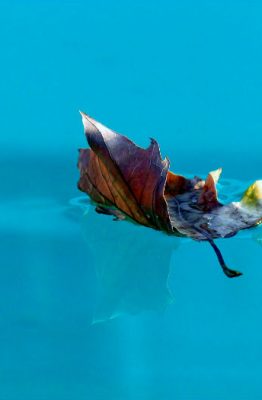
77,113 -> 262,278
78,112 -> 173,232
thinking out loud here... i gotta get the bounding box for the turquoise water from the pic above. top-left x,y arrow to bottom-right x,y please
1,1 -> 262,399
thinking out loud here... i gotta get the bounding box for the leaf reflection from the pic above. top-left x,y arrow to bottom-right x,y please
80,208 -> 179,323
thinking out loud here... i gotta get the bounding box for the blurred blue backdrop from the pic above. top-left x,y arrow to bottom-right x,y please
0,1 -> 262,399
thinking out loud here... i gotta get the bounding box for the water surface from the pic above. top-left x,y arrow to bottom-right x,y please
1,1 -> 262,399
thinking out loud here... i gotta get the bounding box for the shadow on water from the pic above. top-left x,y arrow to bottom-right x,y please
77,205 -> 179,323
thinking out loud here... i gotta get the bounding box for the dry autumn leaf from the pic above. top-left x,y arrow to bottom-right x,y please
78,112 -> 262,278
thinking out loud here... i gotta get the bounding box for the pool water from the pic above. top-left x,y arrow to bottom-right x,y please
1,1 -> 262,399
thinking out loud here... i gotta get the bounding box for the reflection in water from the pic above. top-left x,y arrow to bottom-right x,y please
69,177 -> 262,323
79,206 -> 179,323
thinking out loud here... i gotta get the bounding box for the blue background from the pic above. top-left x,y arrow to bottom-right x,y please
0,1 -> 262,399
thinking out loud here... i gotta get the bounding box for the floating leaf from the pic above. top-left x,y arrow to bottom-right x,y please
78,112 -> 262,278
